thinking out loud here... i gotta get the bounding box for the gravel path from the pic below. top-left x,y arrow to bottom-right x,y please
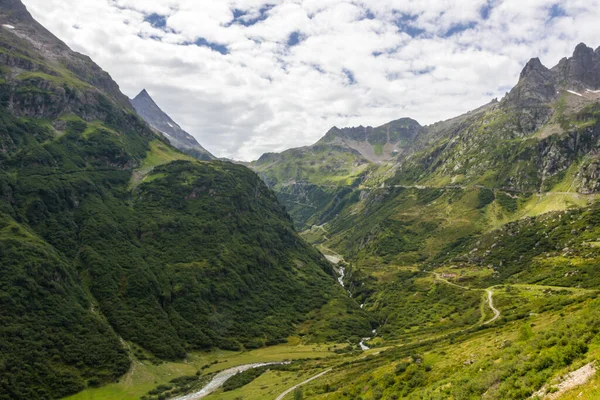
483,289 -> 501,325
275,369 -> 332,400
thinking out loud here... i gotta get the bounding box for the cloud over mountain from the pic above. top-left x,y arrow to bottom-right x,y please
23,0 -> 600,160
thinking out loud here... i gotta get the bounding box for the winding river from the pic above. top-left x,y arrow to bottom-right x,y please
171,362 -> 289,400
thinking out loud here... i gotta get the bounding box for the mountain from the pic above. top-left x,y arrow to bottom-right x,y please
4,0 -> 600,397
254,41 -> 600,355
256,44 -> 600,232
251,118 -> 428,230
318,117 -> 423,162
251,102 -> 498,229
130,89 -> 214,161
0,2 -> 369,398
247,44 -> 600,399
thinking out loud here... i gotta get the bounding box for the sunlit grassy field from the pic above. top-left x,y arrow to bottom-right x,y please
64,343 -> 337,400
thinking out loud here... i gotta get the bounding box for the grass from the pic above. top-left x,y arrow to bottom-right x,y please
62,343 -> 337,400
140,140 -> 196,171
373,143 -> 383,156
63,361 -> 196,400
293,296 -> 600,399
129,139 -> 196,188
205,368 -> 329,400
491,284 -> 595,322
16,71 -> 92,90
82,120 -> 120,138
191,343 -> 336,374
486,192 -> 600,230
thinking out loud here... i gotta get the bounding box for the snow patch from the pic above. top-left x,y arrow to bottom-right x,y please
585,88 -> 600,94
167,122 -> 174,128
566,90 -> 583,97
2,24 -> 15,30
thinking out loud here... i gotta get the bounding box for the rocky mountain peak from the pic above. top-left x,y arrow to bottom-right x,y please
135,88 -> 151,99
0,0 -> 31,21
573,42 -> 593,57
0,0 -> 133,110
130,89 -> 215,160
506,43 -> 600,117
552,42 -> 600,90
132,88 -> 161,113
519,57 -> 551,82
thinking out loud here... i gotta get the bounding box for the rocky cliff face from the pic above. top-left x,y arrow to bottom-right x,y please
553,43 -> 600,91
255,43 -> 600,235
0,4 -> 141,129
391,44 -> 600,194
0,0 -> 132,110
131,89 -> 214,160
319,117 -> 423,162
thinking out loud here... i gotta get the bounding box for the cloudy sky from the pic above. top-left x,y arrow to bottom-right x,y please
23,0 -> 600,160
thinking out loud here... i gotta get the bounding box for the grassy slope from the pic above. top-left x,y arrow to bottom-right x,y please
252,145 -> 375,230
260,199 -> 600,399
255,92 -> 600,399
266,289 -> 600,399
65,343 -> 335,400
0,24 -> 370,400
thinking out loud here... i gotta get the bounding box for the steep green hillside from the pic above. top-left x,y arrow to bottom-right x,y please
253,144 -> 375,229
283,201 -> 600,399
0,3 -> 369,399
251,44 -> 600,399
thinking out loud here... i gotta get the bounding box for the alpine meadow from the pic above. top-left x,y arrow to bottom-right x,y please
1,1 -> 600,400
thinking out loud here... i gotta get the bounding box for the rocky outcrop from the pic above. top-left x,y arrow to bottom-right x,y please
318,118 -> 423,161
552,43 -> 600,91
131,89 -> 214,160
502,58 -> 555,132
0,1 -> 132,110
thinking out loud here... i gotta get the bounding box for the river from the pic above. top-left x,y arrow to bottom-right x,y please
170,362 -> 289,400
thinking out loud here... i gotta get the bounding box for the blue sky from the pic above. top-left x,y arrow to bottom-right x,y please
24,0 -> 600,160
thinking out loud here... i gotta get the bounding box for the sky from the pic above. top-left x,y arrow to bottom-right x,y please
23,0 -> 600,161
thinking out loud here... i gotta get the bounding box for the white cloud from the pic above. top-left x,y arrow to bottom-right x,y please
22,0 -> 600,160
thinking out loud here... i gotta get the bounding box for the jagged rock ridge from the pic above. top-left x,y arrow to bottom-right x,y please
131,89 -> 214,161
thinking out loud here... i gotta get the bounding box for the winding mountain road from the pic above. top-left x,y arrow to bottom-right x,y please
483,289 -> 501,325
275,369 -> 332,400
430,273 -> 501,326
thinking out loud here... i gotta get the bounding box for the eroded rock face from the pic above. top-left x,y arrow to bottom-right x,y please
502,44 -> 600,133
503,58 -> 556,132
318,118 -> 424,162
0,0 -> 133,110
552,43 -> 600,91
130,89 -> 214,160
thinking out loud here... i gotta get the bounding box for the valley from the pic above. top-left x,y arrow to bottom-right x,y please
0,0 -> 600,399
244,42 -> 600,399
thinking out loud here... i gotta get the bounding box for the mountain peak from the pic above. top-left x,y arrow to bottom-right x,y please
573,42 -> 593,57
519,57 -> 550,81
130,89 -> 215,160
134,88 -> 154,102
136,88 -> 150,97
552,42 -> 600,90
0,0 -> 31,22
